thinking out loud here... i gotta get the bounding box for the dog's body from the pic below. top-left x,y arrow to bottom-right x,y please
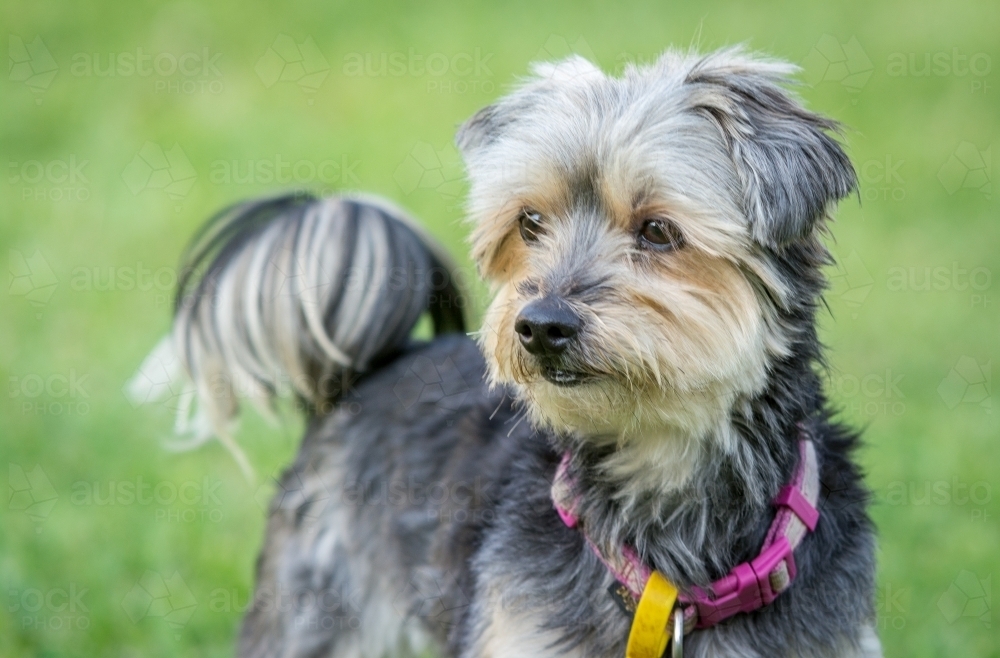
237,335 -> 877,658
153,48 -> 881,657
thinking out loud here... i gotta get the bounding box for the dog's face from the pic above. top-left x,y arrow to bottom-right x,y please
459,50 -> 856,448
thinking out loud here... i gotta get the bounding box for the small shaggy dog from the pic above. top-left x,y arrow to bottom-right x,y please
144,48 -> 881,657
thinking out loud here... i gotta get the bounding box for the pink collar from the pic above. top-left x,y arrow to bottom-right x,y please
551,438 -> 820,632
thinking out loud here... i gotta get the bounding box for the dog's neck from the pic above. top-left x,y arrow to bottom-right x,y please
549,358 -> 818,584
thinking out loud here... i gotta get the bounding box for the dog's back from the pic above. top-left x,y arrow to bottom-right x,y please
239,334 -> 525,657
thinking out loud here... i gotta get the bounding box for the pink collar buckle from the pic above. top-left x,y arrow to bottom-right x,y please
680,535 -> 796,628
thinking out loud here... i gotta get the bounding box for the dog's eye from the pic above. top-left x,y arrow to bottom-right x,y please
639,219 -> 684,251
519,210 -> 544,244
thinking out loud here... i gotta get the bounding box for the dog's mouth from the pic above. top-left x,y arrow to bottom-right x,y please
541,367 -> 589,387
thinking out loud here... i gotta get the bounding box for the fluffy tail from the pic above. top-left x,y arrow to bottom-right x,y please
129,193 -> 465,476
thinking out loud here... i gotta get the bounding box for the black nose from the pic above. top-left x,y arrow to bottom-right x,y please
514,298 -> 581,356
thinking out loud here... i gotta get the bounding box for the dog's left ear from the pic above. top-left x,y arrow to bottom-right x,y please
685,52 -> 857,248
457,55 -> 604,157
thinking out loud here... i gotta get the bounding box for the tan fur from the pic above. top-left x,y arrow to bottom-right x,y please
458,55 -> 818,499
472,148 -> 788,497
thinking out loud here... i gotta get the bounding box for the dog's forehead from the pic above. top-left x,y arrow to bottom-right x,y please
514,74 -> 693,165
486,74 -> 739,226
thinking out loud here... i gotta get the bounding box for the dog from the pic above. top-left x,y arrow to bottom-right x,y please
143,47 -> 881,657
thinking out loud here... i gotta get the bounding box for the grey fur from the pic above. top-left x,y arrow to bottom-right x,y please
171,193 -> 463,437
149,47 -> 879,658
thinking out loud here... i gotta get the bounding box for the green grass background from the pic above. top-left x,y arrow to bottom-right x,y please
2,0 -> 998,655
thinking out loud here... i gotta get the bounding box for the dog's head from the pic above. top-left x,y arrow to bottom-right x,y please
459,48 -> 855,450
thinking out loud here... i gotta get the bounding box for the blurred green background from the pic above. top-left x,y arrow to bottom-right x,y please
2,0 -> 998,655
